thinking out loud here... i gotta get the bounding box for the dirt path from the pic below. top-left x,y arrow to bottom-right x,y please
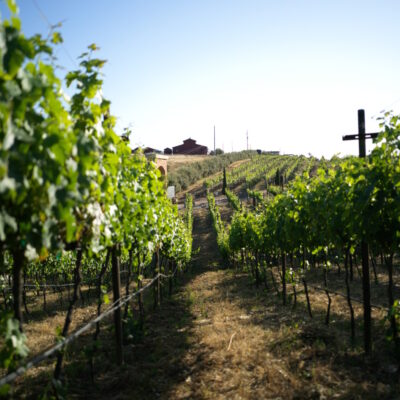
160,210 -> 346,399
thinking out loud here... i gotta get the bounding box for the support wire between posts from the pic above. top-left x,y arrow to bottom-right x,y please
0,265 -> 180,388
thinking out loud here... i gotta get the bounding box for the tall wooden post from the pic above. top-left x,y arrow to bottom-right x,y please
358,110 -> 372,354
358,110 -> 366,158
342,109 -> 378,354
112,245 -> 123,365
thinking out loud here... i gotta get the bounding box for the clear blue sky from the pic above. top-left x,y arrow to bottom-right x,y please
6,0 -> 400,157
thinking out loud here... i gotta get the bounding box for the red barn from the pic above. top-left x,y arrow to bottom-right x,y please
172,138 -> 208,155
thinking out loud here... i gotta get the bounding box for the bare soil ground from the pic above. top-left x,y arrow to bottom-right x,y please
11,206 -> 400,399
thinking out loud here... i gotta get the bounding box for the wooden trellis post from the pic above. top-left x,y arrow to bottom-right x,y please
342,109 -> 379,354
112,245 -> 123,365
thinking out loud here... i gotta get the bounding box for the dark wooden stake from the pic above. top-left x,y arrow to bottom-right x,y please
282,251 -> 286,305
94,249 -> 111,341
54,249 -> 82,380
222,167 -> 227,195
349,251 -> 354,282
302,249 -> 312,318
123,249 -> 133,320
168,260 -> 173,297
90,249 -> 111,382
324,262 -> 331,325
370,252 -> 378,284
111,245 -> 123,365
342,109 -> 376,354
153,249 -> 160,308
157,250 -> 161,305
22,269 -> 29,316
160,255 -> 165,302
137,254 -> 144,329
345,249 -> 355,345
12,250 -> 24,331
303,278 -> 313,318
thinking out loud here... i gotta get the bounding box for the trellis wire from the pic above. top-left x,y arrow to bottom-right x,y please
0,266 -> 179,387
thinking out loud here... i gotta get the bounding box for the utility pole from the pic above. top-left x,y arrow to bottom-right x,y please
214,125 -> 216,155
246,130 -> 249,150
342,109 -> 379,355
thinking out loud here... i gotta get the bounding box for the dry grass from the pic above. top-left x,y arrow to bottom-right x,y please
22,287 -> 98,352
161,265 -> 398,400
167,155 -> 209,174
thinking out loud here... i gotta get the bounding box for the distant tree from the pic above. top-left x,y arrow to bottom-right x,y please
210,148 -> 224,155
